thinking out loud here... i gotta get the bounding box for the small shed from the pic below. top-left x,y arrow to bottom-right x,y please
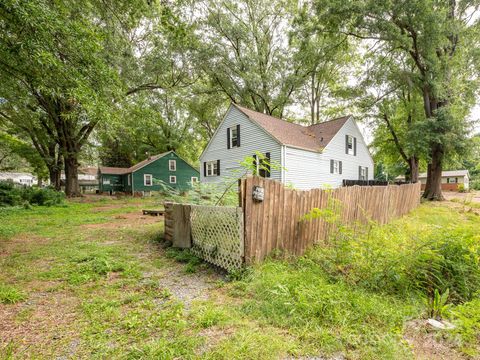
98,151 -> 199,195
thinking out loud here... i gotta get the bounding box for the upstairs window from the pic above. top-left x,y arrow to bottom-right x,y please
227,125 -> 240,149
144,174 -> 152,186
205,160 -> 220,177
346,135 -> 356,155
169,159 -> 176,171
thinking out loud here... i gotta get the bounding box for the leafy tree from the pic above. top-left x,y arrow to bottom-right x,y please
194,0 -> 304,117
315,0 -> 480,200
0,0 -> 148,196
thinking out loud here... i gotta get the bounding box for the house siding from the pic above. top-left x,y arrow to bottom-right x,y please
284,118 -> 374,190
132,152 -> 199,192
99,152 -> 199,194
99,174 -> 124,192
200,106 -> 282,184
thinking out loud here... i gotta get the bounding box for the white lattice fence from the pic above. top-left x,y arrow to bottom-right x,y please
190,205 -> 244,271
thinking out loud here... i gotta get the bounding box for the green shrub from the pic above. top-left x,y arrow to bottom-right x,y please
308,218 -> 480,304
448,298 -> 480,356
0,181 -> 23,206
0,181 -> 64,207
471,179 -> 480,191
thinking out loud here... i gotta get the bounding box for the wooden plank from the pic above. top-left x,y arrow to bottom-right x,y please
172,204 -> 191,248
244,177 -> 254,263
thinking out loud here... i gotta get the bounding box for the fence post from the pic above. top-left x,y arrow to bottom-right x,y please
172,203 -> 192,248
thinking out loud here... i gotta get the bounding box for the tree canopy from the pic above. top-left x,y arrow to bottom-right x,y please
0,0 -> 479,198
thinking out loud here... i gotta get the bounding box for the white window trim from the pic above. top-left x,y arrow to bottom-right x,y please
206,161 -> 218,177
333,160 -> 340,174
191,176 -> 198,184
127,174 -> 131,186
229,126 -> 239,148
169,175 -> 177,184
347,135 -> 354,155
169,159 -> 176,171
360,166 -> 367,180
144,174 -> 152,186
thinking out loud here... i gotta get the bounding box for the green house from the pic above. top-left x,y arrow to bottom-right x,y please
98,151 -> 199,194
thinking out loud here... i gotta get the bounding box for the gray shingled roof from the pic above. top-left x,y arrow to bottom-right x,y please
233,104 -> 350,152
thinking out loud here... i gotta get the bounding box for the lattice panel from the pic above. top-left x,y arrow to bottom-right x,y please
190,205 -> 244,271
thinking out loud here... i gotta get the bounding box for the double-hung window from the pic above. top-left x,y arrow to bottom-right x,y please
346,135 -> 356,155
206,160 -> 219,177
169,175 -> 177,184
144,174 -> 152,186
169,159 -> 176,171
330,160 -> 342,174
227,125 -> 240,148
359,166 -> 368,180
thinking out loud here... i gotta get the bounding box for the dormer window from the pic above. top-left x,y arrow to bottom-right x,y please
227,125 -> 240,149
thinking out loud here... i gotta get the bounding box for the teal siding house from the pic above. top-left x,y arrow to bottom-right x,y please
98,151 -> 199,194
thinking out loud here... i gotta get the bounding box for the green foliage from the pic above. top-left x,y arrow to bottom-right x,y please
448,298 -> 480,356
427,288 -> 452,320
237,260 -> 418,358
308,217 -> 480,303
0,283 -> 26,304
0,181 -> 64,207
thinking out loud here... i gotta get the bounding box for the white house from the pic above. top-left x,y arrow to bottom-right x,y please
0,172 -> 37,186
397,170 -> 470,191
200,104 -> 374,190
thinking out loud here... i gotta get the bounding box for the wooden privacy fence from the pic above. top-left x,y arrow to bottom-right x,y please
164,177 -> 421,270
239,176 -> 421,263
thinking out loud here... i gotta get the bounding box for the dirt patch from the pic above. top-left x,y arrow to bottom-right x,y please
80,212 -> 161,230
443,191 -> 480,204
403,320 -> 464,360
0,290 -> 81,358
0,235 -> 51,258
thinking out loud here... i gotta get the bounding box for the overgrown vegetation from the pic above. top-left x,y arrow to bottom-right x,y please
0,181 -> 64,207
1,197 -> 479,358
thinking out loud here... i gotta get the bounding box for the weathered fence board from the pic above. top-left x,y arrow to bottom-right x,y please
240,176 -> 421,263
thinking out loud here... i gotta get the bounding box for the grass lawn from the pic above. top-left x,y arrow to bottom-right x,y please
1,195 -> 479,359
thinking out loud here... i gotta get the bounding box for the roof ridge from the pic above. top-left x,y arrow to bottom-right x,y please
233,103 -> 305,128
233,103 -> 350,129
308,115 -> 352,127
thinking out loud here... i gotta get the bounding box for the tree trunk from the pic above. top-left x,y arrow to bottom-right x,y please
64,155 -> 81,197
49,167 -> 61,190
409,156 -> 419,183
422,144 -> 444,200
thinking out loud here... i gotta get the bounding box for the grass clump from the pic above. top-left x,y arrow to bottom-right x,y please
308,206 -> 480,303
235,260 -> 418,358
165,247 -> 203,273
0,283 -> 26,304
448,298 -> 480,357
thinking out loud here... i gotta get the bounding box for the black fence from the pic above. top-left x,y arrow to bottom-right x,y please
343,179 -> 411,187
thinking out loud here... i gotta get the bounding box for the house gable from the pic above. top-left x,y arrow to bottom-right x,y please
200,105 -> 282,183
284,117 -> 374,190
